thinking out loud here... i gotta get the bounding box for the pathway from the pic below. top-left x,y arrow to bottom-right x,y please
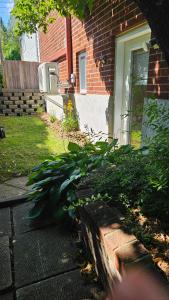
0,178 -> 102,300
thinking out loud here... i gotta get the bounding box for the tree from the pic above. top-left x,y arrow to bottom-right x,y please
0,19 -> 21,60
12,0 -> 93,34
12,0 -> 169,65
135,0 -> 169,65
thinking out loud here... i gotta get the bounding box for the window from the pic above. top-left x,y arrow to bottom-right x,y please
79,52 -> 87,94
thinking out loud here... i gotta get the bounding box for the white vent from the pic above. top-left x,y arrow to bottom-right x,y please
38,62 -> 59,94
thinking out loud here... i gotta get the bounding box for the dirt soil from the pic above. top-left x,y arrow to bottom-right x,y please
124,209 -> 169,281
41,113 -> 88,146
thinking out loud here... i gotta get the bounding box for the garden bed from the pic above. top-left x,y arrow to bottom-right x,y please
40,113 -> 88,146
123,208 -> 169,280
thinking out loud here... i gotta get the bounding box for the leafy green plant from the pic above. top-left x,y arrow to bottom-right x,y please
62,116 -> 79,132
12,0 -> 94,35
27,100 -> 169,223
0,20 -> 20,60
64,193 -> 111,218
62,99 -> 79,132
27,139 -> 118,221
36,105 -> 44,114
50,115 -> 57,123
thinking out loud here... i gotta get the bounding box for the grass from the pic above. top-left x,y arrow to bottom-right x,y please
0,116 -> 68,182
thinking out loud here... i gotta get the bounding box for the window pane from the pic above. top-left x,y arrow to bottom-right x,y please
79,52 -> 86,91
130,49 -> 149,148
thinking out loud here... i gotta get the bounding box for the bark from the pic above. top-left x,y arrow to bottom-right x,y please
134,0 -> 169,65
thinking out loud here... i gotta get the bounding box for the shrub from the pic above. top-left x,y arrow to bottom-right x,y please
27,99 -> 169,223
27,139 -> 118,221
36,105 -> 44,114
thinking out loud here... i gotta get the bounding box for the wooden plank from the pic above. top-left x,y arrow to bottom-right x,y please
2,60 -> 40,90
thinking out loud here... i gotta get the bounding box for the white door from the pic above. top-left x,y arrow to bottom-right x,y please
114,25 -> 151,146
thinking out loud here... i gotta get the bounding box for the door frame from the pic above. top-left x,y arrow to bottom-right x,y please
114,24 -> 151,144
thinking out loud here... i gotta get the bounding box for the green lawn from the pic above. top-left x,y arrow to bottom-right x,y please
0,116 -> 68,182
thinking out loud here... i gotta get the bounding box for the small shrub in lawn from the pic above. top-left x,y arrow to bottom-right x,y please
36,105 -> 44,114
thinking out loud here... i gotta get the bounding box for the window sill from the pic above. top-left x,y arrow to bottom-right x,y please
80,89 -> 87,95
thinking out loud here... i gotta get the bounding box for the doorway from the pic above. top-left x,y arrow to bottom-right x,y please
114,24 -> 151,146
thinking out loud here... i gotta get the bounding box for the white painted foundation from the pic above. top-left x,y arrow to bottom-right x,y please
45,93 -> 114,137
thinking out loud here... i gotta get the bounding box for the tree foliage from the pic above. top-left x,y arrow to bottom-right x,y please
12,0 -> 169,66
12,0 -> 94,35
134,0 -> 169,64
0,21 -> 21,60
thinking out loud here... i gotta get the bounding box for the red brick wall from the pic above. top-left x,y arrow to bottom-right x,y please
39,12 -> 68,91
38,0 -> 169,99
147,47 -> 169,99
39,12 -> 66,62
72,0 -> 145,95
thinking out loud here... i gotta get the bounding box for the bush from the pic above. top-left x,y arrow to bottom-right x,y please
27,139 -> 118,221
27,99 -> 169,223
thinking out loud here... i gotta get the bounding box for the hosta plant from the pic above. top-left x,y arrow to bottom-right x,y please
27,139 -> 118,221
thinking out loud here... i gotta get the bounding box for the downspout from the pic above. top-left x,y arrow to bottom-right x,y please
65,16 -> 73,82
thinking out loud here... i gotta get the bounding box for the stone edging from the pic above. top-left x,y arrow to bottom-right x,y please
77,190 -> 167,291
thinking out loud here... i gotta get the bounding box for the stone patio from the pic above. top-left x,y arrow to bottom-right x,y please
0,177 -> 29,204
0,177 -> 103,299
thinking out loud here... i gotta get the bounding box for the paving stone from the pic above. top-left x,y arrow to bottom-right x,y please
14,226 -> 77,288
0,293 -> 14,300
0,208 -> 11,237
5,177 -> 29,191
16,270 -> 100,300
13,203 -> 56,235
0,236 -> 12,291
0,184 -> 26,203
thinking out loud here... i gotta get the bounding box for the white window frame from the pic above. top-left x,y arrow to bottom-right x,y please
79,51 -> 87,94
114,24 -> 151,144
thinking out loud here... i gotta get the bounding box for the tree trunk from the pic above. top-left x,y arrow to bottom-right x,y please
134,0 -> 169,65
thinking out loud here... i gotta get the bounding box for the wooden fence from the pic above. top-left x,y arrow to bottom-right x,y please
2,60 -> 40,90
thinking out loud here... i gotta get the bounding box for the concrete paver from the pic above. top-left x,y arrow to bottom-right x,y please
0,183 -> 26,202
0,207 -> 11,237
14,226 -> 77,288
16,270 -> 99,300
13,202 -> 56,235
4,177 -> 28,191
0,293 -> 14,300
0,179 -> 103,299
0,236 -> 12,291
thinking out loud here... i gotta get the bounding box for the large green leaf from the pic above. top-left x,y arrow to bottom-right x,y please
28,201 -> 46,219
68,142 -> 81,152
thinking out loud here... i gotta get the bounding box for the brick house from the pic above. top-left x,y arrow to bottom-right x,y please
38,0 -> 169,146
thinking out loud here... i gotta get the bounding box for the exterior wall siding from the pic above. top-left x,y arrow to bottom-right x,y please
39,12 -> 66,62
147,47 -> 169,99
39,0 -> 169,99
72,0 -> 144,95
39,0 -> 169,136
